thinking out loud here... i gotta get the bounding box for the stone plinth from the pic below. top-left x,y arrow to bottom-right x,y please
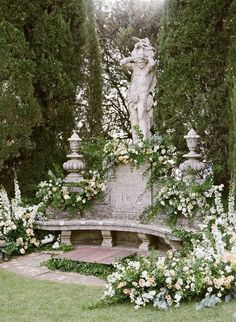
88,163 -> 152,221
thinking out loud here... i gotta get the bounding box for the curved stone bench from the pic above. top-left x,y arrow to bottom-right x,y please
35,219 -> 182,251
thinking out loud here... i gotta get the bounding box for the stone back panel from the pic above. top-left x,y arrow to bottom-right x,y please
88,163 -> 152,221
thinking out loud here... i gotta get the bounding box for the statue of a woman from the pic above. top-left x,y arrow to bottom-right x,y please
121,38 -> 157,142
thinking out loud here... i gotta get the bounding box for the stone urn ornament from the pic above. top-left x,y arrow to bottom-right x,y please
179,129 -> 206,184
63,131 -> 85,184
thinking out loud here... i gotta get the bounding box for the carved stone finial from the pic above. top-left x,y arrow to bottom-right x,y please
179,129 -> 206,183
63,131 -> 85,183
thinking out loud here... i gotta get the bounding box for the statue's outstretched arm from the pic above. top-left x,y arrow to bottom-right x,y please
120,56 -> 134,70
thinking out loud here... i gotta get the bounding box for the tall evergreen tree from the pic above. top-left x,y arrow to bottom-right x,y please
228,0 -> 236,187
79,0 -> 103,138
155,0 -> 232,185
0,1 -> 86,195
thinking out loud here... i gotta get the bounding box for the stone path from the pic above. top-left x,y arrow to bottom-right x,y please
57,246 -> 138,264
0,252 -> 106,287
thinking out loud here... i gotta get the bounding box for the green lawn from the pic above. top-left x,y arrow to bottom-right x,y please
1,269 -> 236,322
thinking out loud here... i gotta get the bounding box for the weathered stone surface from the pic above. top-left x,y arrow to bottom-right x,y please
57,246 -> 138,265
88,163 -> 152,221
0,252 -> 106,287
35,218 -> 181,252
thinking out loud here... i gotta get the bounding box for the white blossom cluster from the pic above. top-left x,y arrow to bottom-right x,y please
36,170 -> 106,212
0,178 -> 40,255
103,135 -> 177,177
102,186 -> 236,310
155,180 -> 225,220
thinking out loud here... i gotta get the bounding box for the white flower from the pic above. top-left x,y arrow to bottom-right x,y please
19,248 -> 25,254
52,241 -> 60,249
165,277 -> 172,284
174,294 -> 182,303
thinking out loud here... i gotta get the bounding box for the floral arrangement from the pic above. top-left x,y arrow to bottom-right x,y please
102,133 -> 178,178
36,170 -> 106,214
143,177 -> 225,223
0,178 -> 64,258
101,189 -> 236,310
36,134 -> 177,214
0,178 -> 41,257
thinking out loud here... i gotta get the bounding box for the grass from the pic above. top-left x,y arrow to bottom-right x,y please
1,269 -> 236,322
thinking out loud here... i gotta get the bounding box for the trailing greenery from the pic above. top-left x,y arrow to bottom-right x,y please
155,0 -> 232,186
35,133 -> 177,215
46,258 -> 114,280
0,1 -> 86,196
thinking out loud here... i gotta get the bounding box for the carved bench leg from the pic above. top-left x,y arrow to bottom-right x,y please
61,230 -> 72,245
165,238 -> 182,251
101,230 -> 113,247
138,233 -> 149,252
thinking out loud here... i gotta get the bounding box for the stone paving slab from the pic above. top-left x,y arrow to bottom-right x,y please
57,246 -> 138,264
0,252 -> 106,287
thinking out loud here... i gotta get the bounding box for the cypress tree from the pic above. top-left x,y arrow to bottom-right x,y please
82,0 -> 103,138
155,0 -> 232,185
0,1 -> 86,195
0,19 -> 41,191
228,0 -> 236,188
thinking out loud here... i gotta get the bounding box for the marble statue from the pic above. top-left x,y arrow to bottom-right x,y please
120,37 -> 157,142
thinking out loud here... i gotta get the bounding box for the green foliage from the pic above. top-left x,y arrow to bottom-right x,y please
46,257 -> 114,280
57,244 -> 75,252
155,0 -> 232,186
80,137 -> 107,172
171,227 -> 202,255
0,241 -> 18,260
0,19 -> 41,193
0,1 -> 86,196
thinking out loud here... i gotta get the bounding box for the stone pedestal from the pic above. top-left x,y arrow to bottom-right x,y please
101,230 -> 113,247
89,163 -> 152,221
61,230 -> 72,245
138,233 -> 150,251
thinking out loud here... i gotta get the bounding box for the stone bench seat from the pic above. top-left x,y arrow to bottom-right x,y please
35,219 -> 182,251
